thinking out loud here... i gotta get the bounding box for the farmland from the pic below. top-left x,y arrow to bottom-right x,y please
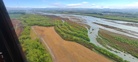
32,26 -> 112,62
18,14 -> 113,62
10,13 -> 137,62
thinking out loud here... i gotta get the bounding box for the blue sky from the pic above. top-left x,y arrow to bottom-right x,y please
3,0 -> 138,9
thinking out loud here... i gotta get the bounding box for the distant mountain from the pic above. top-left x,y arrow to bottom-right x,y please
6,7 -> 138,14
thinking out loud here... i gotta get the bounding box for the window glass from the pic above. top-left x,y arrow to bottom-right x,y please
4,0 -> 138,62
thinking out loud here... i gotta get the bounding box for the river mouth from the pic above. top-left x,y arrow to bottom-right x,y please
39,13 -> 138,62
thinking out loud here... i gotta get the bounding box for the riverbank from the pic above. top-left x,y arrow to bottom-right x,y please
38,13 -> 138,62
97,29 -> 138,58
44,14 -> 129,62
94,22 -> 138,39
84,14 -> 138,23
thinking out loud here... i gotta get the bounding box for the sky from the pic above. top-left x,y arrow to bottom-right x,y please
3,0 -> 138,9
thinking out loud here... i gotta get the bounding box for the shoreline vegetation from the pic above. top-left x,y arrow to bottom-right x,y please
43,11 -> 138,23
54,17 -> 128,62
64,12 -> 138,23
97,29 -> 138,58
84,13 -> 138,23
13,13 -> 128,62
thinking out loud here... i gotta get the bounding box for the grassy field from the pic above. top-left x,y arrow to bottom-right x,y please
97,29 -> 138,58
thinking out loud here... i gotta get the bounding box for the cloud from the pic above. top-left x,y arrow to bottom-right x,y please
64,2 -> 108,8
66,2 -> 88,7
76,2 -> 138,9
52,3 -> 63,6
49,2 -> 90,8
89,4 -> 107,8
66,4 -> 82,7
49,3 -> 66,8
82,2 -> 88,4
49,1 -> 138,9
125,2 -> 138,8
106,2 -> 138,9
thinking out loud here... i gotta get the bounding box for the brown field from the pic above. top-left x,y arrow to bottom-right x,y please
32,26 -> 112,62
11,19 -> 23,37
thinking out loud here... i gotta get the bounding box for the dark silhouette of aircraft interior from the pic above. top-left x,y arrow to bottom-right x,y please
0,0 -> 26,62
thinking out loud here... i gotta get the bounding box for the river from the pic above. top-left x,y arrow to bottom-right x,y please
39,12 -> 138,62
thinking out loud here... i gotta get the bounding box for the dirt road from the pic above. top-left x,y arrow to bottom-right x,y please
32,26 -> 112,62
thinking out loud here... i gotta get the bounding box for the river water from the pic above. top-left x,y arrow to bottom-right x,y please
40,13 -> 138,62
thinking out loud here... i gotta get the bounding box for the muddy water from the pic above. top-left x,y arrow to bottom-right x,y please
40,13 -> 138,62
